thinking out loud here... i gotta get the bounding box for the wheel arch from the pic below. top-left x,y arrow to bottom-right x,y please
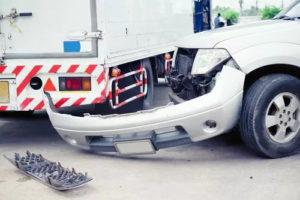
244,64 -> 300,92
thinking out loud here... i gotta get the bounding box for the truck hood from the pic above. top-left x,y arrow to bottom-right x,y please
176,20 -> 298,52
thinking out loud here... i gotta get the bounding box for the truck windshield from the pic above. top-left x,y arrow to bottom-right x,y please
274,0 -> 300,20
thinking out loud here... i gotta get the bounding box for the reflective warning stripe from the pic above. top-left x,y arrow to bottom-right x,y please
67,64 -> 79,73
97,70 -> 105,84
12,65 -> 25,76
55,98 -> 69,108
116,80 -> 145,96
92,97 -> 105,104
0,66 -> 6,73
49,65 -> 61,73
115,93 -> 146,109
17,65 -> 43,96
72,98 -> 86,107
0,64 -> 107,111
85,64 -> 97,74
34,101 -> 45,110
20,98 -> 34,110
0,106 -> 8,111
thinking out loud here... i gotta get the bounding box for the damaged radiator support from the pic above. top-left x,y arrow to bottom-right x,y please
4,151 -> 92,191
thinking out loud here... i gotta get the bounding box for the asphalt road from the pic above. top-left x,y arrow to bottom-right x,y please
1,85 -> 300,200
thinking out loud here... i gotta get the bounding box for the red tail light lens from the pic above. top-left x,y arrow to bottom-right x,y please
66,78 -> 81,90
59,77 -> 91,91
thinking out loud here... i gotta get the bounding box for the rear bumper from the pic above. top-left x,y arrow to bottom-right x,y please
0,62 -> 107,111
44,66 -> 245,155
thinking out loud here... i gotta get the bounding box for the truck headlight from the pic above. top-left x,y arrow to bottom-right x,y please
191,49 -> 231,75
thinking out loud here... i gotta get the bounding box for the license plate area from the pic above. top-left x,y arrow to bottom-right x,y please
0,81 -> 9,103
113,131 -> 156,155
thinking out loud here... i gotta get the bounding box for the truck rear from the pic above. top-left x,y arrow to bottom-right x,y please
0,0 -> 211,112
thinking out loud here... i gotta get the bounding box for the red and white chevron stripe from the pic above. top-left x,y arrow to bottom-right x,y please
0,63 -> 108,111
0,106 -> 8,111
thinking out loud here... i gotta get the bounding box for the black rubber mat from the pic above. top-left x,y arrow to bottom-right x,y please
4,151 -> 92,191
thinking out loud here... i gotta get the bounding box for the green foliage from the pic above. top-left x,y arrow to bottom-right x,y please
260,6 -> 281,19
213,6 -> 240,24
223,9 -> 240,23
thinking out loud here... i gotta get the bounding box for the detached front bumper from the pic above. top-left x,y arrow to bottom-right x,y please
44,66 -> 245,155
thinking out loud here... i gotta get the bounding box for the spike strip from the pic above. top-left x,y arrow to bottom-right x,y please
4,152 -> 92,191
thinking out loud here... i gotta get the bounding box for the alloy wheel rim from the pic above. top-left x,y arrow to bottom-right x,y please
265,92 -> 300,143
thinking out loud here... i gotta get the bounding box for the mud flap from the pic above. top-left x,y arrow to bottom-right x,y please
4,151 -> 92,191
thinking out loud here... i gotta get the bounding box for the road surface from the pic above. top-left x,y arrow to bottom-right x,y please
1,85 -> 300,200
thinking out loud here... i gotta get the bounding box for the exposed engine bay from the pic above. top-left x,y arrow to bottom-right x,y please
167,48 -> 223,101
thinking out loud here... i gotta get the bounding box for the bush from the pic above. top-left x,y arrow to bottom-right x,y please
261,6 -> 281,19
223,9 -> 240,24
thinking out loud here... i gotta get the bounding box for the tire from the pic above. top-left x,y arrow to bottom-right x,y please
141,59 -> 154,109
240,74 -> 300,158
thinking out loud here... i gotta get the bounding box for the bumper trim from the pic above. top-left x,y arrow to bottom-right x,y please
86,128 -> 192,154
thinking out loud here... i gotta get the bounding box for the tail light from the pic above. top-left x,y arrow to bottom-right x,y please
59,77 -> 91,91
111,67 -> 121,77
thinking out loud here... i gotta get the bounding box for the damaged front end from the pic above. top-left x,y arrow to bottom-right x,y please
168,48 -> 237,102
44,48 -> 245,155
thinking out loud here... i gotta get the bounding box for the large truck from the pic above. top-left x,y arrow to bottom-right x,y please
0,0 -> 211,112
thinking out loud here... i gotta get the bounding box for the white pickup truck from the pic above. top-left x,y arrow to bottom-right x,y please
45,1 -> 300,158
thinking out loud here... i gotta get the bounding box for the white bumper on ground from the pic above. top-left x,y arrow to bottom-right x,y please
44,66 -> 245,155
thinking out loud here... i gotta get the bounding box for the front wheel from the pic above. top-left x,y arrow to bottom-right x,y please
240,74 -> 300,158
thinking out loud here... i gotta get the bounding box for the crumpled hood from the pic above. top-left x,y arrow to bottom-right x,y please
176,20 -> 297,52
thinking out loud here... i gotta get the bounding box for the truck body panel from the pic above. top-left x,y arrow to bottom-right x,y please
0,0 -> 211,111
0,0 -> 95,57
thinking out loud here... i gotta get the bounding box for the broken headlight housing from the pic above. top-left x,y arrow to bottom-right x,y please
191,49 -> 231,75
168,48 -> 237,101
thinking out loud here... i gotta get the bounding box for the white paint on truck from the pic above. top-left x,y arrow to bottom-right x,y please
0,0 -> 205,111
